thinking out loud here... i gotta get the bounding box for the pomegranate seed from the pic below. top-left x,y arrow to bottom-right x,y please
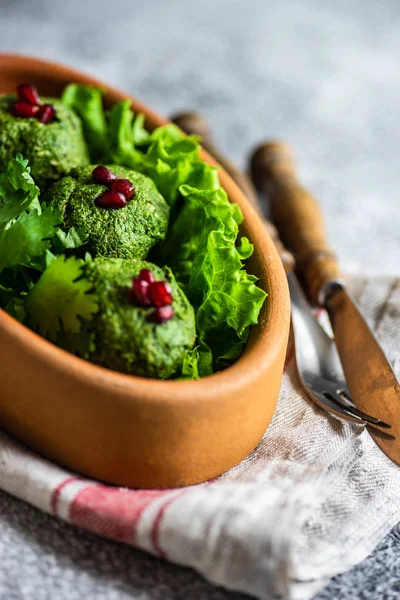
37,104 -> 56,124
138,268 -> 155,284
150,280 -> 173,307
92,166 -> 116,186
17,83 -> 41,106
12,101 -> 39,118
153,305 -> 174,324
130,279 -> 152,306
95,190 -> 127,209
111,178 -> 135,200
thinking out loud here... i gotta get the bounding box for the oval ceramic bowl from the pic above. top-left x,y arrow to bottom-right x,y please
0,54 -> 290,488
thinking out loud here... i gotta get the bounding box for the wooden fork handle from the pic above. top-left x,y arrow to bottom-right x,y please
170,112 -> 295,274
250,141 -> 342,304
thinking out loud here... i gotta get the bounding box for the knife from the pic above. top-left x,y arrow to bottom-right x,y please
171,112 -> 393,431
250,141 -> 400,464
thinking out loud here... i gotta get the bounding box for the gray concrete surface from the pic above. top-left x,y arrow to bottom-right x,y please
0,0 -> 399,598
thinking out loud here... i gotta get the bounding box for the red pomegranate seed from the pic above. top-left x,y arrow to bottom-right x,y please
12,101 -> 39,118
150,280 -> 173,307
153,305 -> 174,324
95,190 -> 127,209
37,104 -> 56,124
17,83 -> 41,106
138,268 -> 155,284
130,279 -> 152,306
92,166 -> 117,186
111,178 -> 135,200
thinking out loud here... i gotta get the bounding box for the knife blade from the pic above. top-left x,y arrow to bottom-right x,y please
250,141 -> 399,465
325,282 -> 400,462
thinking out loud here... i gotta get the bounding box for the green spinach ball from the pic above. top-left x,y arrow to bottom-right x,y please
46,165 -> 170,260
0,95 -> 89,187
84,258 -> 196,379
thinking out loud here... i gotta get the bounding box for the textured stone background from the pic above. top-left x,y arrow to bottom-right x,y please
0,0 -> 399,598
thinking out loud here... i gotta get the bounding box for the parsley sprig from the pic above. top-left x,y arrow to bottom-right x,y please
0,155 -> 97,351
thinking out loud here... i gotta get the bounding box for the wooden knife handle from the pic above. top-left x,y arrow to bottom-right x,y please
250,141 -> 342,304
170,112 -> 295,273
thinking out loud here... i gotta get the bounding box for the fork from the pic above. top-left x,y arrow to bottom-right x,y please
171,111 -> 392,431
288,270 -> 392,430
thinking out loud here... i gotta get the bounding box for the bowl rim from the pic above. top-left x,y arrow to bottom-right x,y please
0,53 -> 290,403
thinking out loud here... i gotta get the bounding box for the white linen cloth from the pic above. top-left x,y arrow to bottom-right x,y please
0,274 -> 399,600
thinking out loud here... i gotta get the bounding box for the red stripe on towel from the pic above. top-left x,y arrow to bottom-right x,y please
151,479 -> 215,558
70,485 -> 168,544
50,476 -> 81,515
151,490 -> 188,558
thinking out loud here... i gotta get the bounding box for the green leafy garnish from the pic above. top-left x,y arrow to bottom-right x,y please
181,343 -> 214,379
61,85 -> 211,207
0,203 -> 61,272
107,99 -> 138,165
165,185 -> 266,375
4,297 -> 26,322
60,84 -> 267,376
61,84 -> 108,161
52,225 -> 88,254
0,154 -> 61,275
132,113 -> 151,146
26,253 -> 98,341
0,154 -> 40,226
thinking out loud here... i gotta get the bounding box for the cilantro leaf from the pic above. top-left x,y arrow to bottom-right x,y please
26,254 -> 98,341
52,225 -> 88,254
4,297 -> 26,322
0,265 -> 35,306
55,325 -> 96,358
0,204 -> 61,272
0,154 -> 40,226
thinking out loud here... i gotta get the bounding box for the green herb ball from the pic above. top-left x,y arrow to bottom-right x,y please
84,258 -> 196,379
0,95 -> 89,188
46,165 -> 170,260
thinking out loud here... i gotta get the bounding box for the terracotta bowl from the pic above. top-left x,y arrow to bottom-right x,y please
0,54 -> 290,488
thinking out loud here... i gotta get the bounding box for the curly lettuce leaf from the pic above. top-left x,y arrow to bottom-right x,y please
26,253 -> 98,341
237,236 -> 254,260
0,154 -> 40,226
180,343 -> 214,380
62,84 -> 108,161
135,128 -> 210,205
164,185 -> 267,374
132,113 -> 151,146
107,99 -> 140,166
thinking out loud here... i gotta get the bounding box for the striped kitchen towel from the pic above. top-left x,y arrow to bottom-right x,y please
0,274 -> 399,600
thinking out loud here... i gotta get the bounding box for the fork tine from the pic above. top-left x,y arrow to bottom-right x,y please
304,388 -> 367,425
339,403 -> 392,429
335,388 -> 392,429
366,425 -> 397,442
